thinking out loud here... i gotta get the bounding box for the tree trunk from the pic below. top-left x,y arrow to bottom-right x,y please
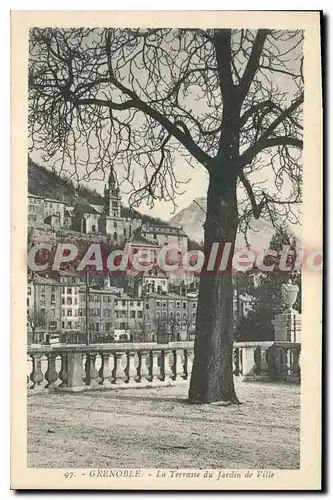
188,166 -> 239,404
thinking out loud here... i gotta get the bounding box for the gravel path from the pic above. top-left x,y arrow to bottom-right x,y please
28,381 -> 300,469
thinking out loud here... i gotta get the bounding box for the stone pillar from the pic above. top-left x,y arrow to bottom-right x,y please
240,346 -> 256,381
272,280 -> 301,342
65,352 -> 84,392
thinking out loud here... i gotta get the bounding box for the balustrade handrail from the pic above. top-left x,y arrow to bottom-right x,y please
27,341 -> 195,356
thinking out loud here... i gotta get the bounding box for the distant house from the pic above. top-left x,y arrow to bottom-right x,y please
72,203 -> 102,233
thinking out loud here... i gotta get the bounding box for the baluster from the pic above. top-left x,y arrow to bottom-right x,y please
184,349 -> 194,379
98,353 -> 112,388
150,350 -> 162,382
45,353 -> 58,390
58,353 -> 68,387
294,348 -> 301,377
172,349 -> 185,381
30,353 -> 44,389
112,352 -> 126,384
126,351 -> 137,384
233,348 -> 240,376
27,356 -> 33,388
85,353 -> 99,387
285,348 -> 292,379
137,351 -> 150,383
163,349 -> 173,383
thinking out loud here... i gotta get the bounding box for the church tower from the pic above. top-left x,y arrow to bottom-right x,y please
105,166 -> 121,218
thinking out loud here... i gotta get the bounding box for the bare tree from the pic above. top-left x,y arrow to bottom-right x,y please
168,314 -> 181,342
27,309 -> 46,344
28,28 -> 303,403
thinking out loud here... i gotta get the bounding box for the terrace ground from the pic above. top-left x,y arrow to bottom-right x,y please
28,381 -> 300,469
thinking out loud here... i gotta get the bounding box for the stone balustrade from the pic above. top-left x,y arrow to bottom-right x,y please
27,341 -> 300,392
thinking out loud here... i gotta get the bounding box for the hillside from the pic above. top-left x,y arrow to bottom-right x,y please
28,157 -> 170,226
169,197 -> 302,251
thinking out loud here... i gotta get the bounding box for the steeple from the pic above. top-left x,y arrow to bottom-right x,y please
105,165 -> 121,218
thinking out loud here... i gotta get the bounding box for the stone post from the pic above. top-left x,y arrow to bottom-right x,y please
65,352 -> 84,392
240,346 -> 256,381
272,280 -> 301,342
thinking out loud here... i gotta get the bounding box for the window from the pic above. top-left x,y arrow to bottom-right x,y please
51,294 -> 56,304
40,285 -> 45,292
62,298 -> 65,305
122,300 -> 126,306
67,309 -> 72,317
145,303 -> 149,310
162,301 -> 167,308
130,301 -> 133,306
67,287 -> 72,294
81,295 -> 86,302
183,302 -> 187,309
169,301 -> 174,308
28,286 -> 31,295
137,311 -> 143,319
156,300 -> 160,307
49,321 -> 57,329
192,312 -> 196,319
137,301 -> 141,307
40,308 -> 45,317
114,222 -> 117,228
62,286 -> 66,293
176,301 -> 180,308
40,294 -> 45,305
27,298 -> 29,306
51,286 -> 56,292
50,309 -> 55,317
176,311 -> 181,318
62,310 -> 65,316
67,297 -> 72,305
169,311 -> 174,318
130,311 -> 135,318
67,321 -> 72,329
162,311 -> 166,319
62,321 -> 65,329
183,312 -> 187,319
192,303 -> 196,309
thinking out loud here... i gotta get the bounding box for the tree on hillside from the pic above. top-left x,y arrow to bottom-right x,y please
28,28 -> 303,403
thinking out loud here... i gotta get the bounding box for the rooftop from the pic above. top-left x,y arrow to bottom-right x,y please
27,381 -> 300,469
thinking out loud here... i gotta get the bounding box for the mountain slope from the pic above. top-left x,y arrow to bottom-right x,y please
169,197 -> 301,250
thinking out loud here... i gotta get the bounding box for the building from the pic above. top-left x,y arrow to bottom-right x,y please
141,224 -> 188,254
72,203 -> 102,233
143,292 -> 197,343
28,194 -> 66,228
28,195 -> 45,226
57,270 -> 82,333
27,275 -> 62,343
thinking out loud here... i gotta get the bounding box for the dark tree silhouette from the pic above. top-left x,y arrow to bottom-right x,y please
28,28 -> 303,403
